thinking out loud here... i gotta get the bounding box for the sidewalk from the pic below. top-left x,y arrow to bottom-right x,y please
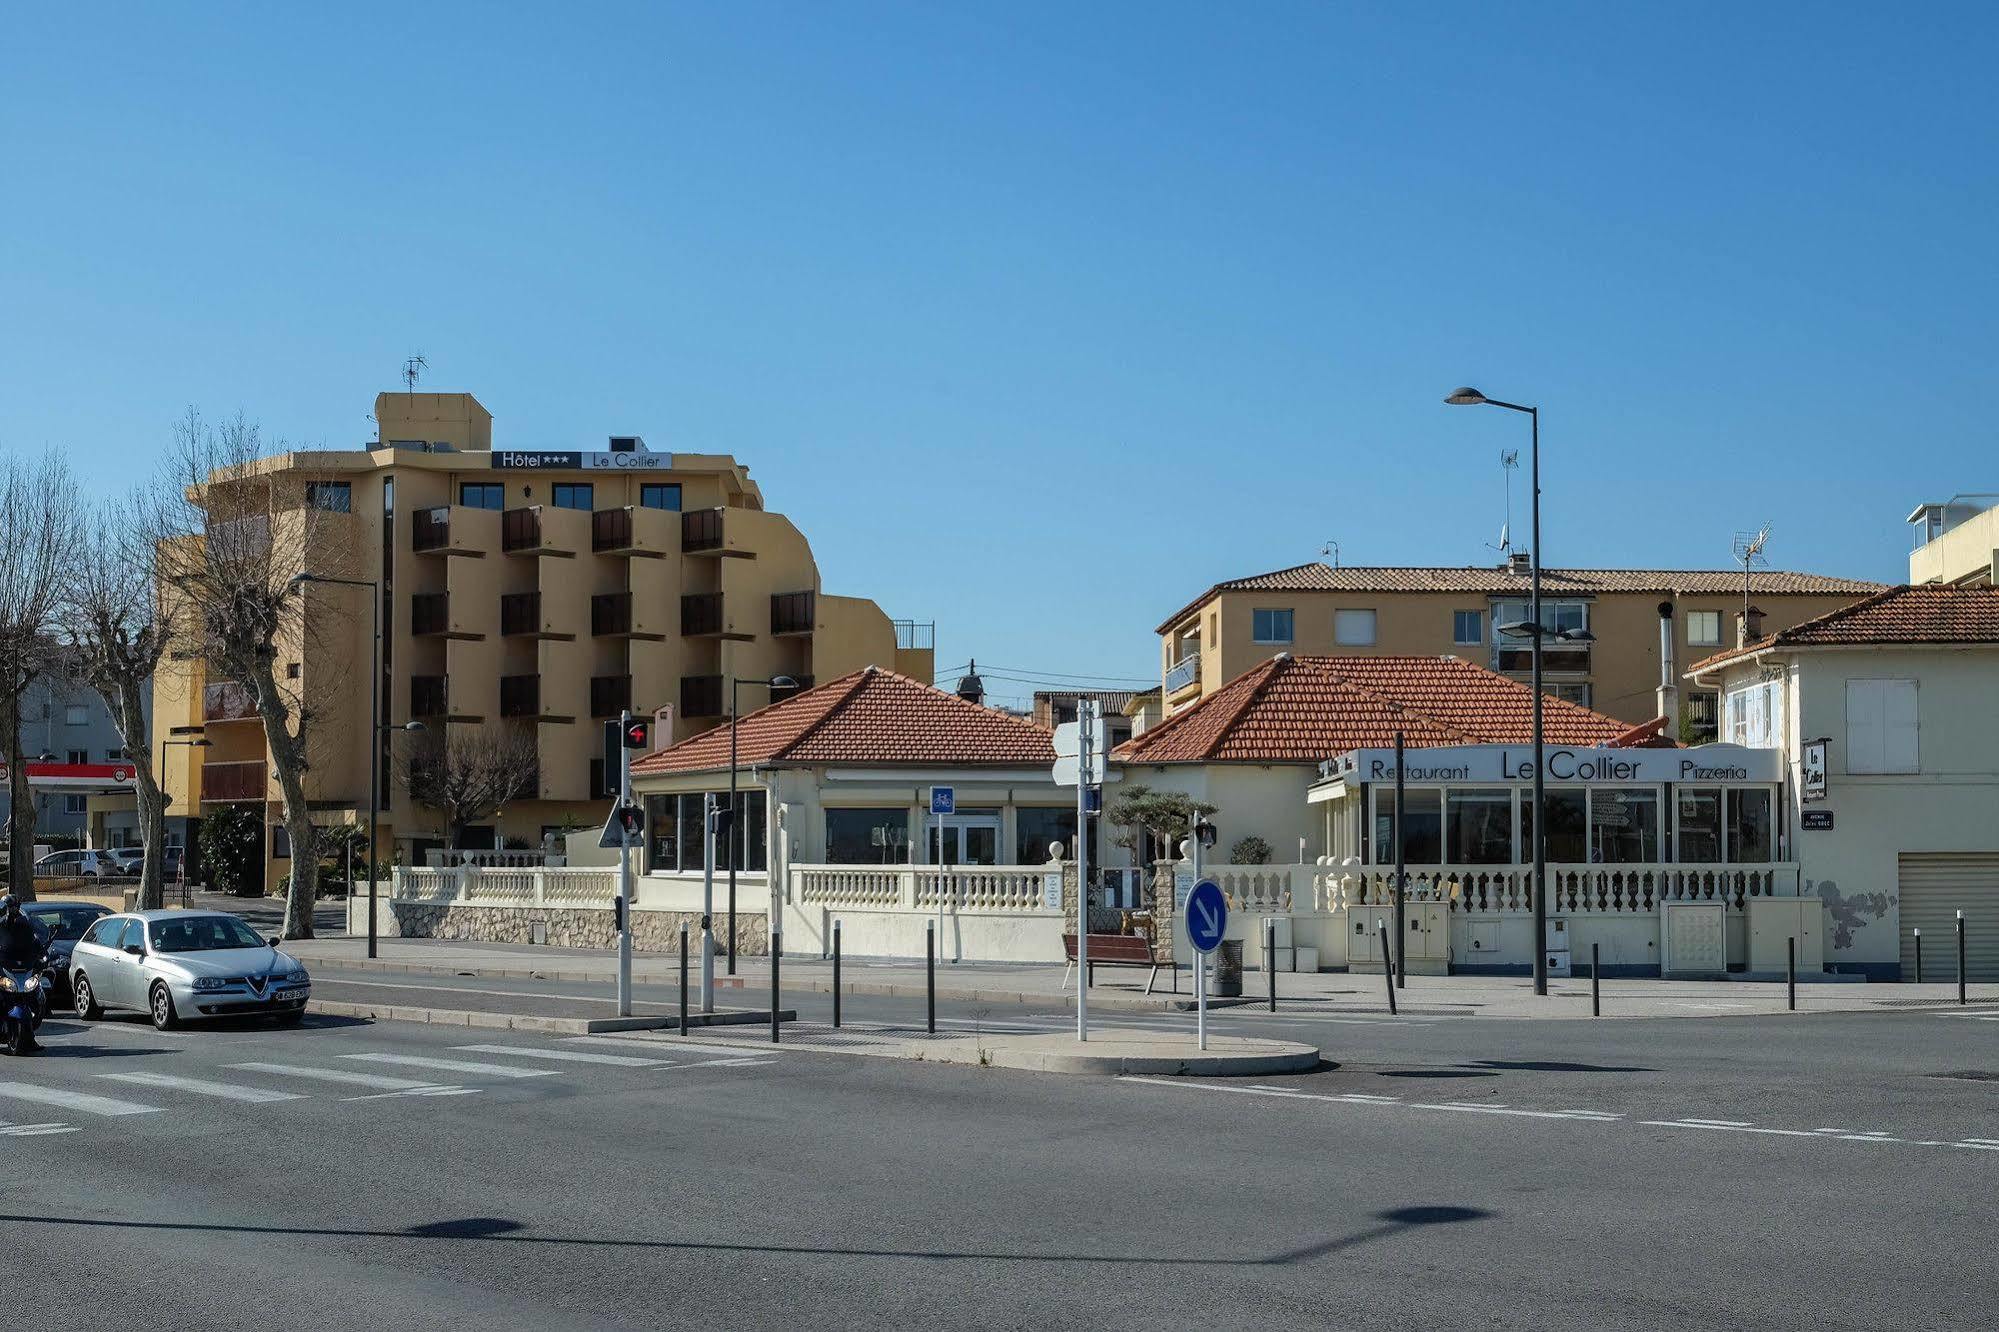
288,935 -> 1999,1020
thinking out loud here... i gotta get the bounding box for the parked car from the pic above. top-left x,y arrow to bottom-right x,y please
106,847 -> 143,875
22,901 -> 112,1007
33,849 -> 134,881
67,911 -> 311,1030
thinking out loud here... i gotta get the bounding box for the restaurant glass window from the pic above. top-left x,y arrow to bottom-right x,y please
1590,788 -> 1660,864
717,791 -> 767,872
1445,789 -> 1514,864
1373,789 -> 1442,863
1519,790 -> 1588,864
1676,788 -> 1723,863
825,807 -> 909,864
1727,788 -> 1773,863
1015,807 -> 1077,864
675,795 -> 706,873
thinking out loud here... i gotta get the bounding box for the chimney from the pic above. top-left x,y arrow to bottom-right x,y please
1736,605 -> 1766,649
1506,550 -> 1532,576
1655,600 -> 1678,729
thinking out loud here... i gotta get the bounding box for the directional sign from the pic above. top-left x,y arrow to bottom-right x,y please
929,786 -> 955,816
1185,878 -> 1227,955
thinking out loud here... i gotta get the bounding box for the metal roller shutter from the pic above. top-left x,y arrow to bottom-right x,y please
1898,853 -> 1999,981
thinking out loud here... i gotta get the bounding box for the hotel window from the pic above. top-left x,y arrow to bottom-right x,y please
1452,610 -> 1484,645
551,483 -> 594,511
1445,789 -> 1514,864
1372,789 -> 1441,863
1845,678 -> 1918,775
639,483 -> 682,511
64,705 -> 88,726
1334,609 -> 1377,647
304,481 -> 352,512
1723,679 -> 1784,748
459,482 -> 505,510
1590,788 -> 1661,864
1252,608 -> 1294,645
826,808 -> 911,864
1686,610 -> 1722,646
1519,790 -> 1588,864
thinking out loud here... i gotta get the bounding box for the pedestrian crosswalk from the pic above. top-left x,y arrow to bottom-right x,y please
0,1034 -> 765,1144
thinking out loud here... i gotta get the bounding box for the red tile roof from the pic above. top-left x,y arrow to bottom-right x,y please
1112,655 -> 1634,764
1156,562 -> 1883,632
630,667 -> 1057,777
1687,585 -> 1999,673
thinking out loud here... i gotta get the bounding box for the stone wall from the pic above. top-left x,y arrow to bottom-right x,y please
1146,860 -> 1180,962
390,904 -> 769,956
1058,861 -> 1124,935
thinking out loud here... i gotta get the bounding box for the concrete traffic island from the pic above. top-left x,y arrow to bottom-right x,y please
908,1031 -> 1320,1077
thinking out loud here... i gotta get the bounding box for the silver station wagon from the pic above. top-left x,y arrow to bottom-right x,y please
68,910 -> 312,1030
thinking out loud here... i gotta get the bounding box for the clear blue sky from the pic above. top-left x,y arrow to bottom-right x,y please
4,3 -> 1993,706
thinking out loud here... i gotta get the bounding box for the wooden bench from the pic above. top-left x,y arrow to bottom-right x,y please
1062,933 -> 1163,994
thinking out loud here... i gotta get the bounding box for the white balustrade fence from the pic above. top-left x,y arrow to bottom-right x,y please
795,864 -> 1059,914
390,864 -> 617,908
422,849 -> 569,869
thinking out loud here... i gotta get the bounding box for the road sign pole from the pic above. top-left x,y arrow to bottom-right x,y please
616,710 -> 633,1017
1076,701 -> 1091,1043
1196,947 -> 1207,1051
701,792 -> 717,1014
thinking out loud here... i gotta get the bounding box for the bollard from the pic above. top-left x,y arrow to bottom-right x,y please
833,920 -> 843,1029
1591,942 -> 1600,1018
1266,919 -> 1277,1013
1787,936 -> 1796,1012
1959,911 -> 1968,1006
1914,927 -> 1923,985
926,920 -> 937,1034
771,930 -> 782,1045
679,922 -> 690,1034
1379,922 -> 1397,1017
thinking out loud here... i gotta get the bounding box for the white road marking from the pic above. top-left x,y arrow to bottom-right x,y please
228,1061 -> 449,1092
0,1122 -> 78,1136
565,1035 -> 803,1058
0,1083 -> 161,1117
1679,1118 -> 1754,1127
339,1053 -> 556,1080
98,1071 -> 305,1104
453,1044 -> 672,1068
1641,1121 -> 1820,1138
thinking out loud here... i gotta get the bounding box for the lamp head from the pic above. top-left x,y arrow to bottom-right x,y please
1444,387 -> 1488,406
769,675 -> 799,690
1497,621 -> 1539,640
1562,629 -> 1596,643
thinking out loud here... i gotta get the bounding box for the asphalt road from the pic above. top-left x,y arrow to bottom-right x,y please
9,987 -> 1997,1329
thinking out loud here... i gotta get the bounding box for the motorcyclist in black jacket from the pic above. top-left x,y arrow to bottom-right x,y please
0,896 -> 46,1049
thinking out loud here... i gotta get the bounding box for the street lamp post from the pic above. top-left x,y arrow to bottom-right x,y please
727,674 -> 798,973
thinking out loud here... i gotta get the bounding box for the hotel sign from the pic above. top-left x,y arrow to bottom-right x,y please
1329,743 -> 1782,786
491,449 -> 676,471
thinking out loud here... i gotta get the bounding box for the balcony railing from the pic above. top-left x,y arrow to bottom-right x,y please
682,508 -> 723,553
592,507 -> 634,552
501,592 -> 541,637
681,592 -> 724,637
1164,655 -> 1200,695
410,676 -> 449,718
201,760 -> 266,804
499,675 -> 540,719
681,674 -> 723,718
592,592 -> 632,637
591,675 -> 632,718
202,681 -> 258,723
411,593 -> 448,636
771,590 -> 815,636
894,620 -> 934,651
501,507 -> 542,553
412,506 -> 451,552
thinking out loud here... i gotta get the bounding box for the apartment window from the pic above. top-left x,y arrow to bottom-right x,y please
551,483 -> 594,511
64,704 -> 88,726
104,749 -> 124,762
1546,682 -> 1592,707
459,483 -> 505,510
1724,679 -> 1785,748
63,794 -> 87,816
639,483 -> 682,511
1452,610 -> 1484,645
1251,608 -> 1294,645
1684,691 -> 1719,740
1686,610 -> 1722,646
286,662 -> 301,679
1845,678 -> 1918,774
1333,609 -> 1377,647
304,481 -> 352,512
66,750 -> 87,765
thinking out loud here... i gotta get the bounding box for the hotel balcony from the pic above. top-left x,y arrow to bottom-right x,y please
202,681 -> 260,724
201,759 -> 267,804
411,505 -> 497,557
680,507 -> 754,558
409,675 -> 480,722
500,505 -> 585,557
591,591 -> 666,640
590,674 -> 632,719
1164,654 -> 1201,699
771,590 -> 816,637
500,591 -> 574,640
680,674 -> 724,719
590,506 -> 673,558
681,592 -> 754,641
500,674 -> 573,722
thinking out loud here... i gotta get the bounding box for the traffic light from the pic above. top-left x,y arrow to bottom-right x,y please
708,805 -> 734,837
623,718 -> 650,749
613,803 -> 646,839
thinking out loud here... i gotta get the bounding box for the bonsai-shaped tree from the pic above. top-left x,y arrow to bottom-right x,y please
1229,835 -> 1273,866
1105,784 -> 1218,864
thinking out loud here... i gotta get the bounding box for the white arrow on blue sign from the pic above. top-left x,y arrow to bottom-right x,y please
1185,878 -> 1227,954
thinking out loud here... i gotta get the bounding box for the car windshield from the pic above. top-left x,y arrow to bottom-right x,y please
28,909 -> 104,941
148,916 -> 266,953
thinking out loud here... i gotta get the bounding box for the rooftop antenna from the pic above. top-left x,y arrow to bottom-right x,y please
1319,540 -> 1341,569
402,354 -> 428,398
1486,449 -> 1520,555
1732,521 -> 1771,619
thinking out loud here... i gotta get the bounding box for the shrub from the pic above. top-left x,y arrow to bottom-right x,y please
1229,835 -> 1272,866
199,805 -> 264,896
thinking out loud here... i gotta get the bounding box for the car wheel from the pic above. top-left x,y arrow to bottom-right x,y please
71,973 -> 102,1020
149,982 -> 180,1032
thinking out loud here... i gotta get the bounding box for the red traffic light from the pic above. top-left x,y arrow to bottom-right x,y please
614,803 -> 646,836
622,719 -> 650,749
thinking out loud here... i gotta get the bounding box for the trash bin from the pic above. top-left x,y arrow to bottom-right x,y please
1210,939 -> 1244,997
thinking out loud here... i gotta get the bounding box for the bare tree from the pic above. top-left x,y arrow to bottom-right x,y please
399,723 -> 541,850
0,454 -> 80,901
65,491 -> 173,909
152,409 -> 355,938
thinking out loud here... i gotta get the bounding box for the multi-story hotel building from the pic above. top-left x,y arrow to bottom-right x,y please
1908,493 -> 1999,586
153,390 -> 932,872
1155,557 -> 1881,735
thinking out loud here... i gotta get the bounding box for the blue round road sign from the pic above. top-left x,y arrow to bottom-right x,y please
1185,878 -> 1228,954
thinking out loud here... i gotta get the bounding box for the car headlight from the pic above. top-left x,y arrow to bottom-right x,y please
285,969 -> 310,985
22,973 -> 39,992
192,976 -> 230,992
0,975 -> 15,992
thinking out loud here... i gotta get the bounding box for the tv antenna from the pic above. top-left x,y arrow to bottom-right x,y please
1486,450 -> 1520,554
1731,522 -> 1771,619
1319,540 -> 1340,569
402,354 -> 428,397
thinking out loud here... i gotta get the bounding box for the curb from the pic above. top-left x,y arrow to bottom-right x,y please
309,999 -> 794,1035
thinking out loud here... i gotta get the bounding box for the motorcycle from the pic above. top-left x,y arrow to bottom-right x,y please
0,963 -> 48,1055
